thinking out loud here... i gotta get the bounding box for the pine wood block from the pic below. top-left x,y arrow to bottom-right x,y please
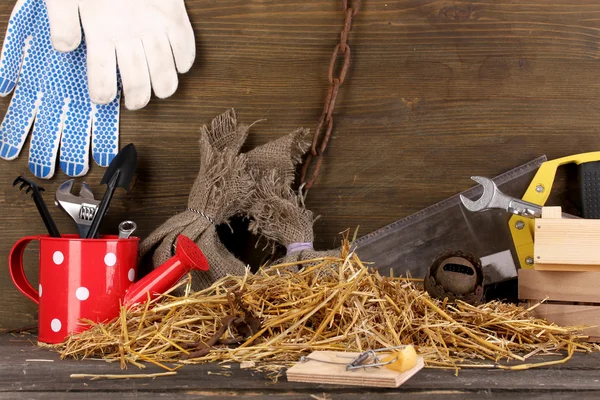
534,219 -> 600,265
286,351 -> 424,388
528,304 -> 600,338
519,270 -> 600,303
542,206 -> 563,219
534,264 -> 600,272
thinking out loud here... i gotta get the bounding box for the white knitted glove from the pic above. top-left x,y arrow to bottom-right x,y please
45,0 -> 195,110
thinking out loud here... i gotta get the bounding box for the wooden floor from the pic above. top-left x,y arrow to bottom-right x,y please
1,333 -> 599,399
2,1 -> 600,327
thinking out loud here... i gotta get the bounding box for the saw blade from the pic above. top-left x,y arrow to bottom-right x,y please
354,156 -> 547,284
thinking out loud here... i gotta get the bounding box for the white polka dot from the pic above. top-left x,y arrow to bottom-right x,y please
51,319 -> 62,333
104,252 -> 117,267
53,251 -> 64,265
75,287 -> 89,301
128,268 -> 135,282
39,284 -> 42,297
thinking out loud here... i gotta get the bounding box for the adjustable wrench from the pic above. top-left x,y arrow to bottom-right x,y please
460,176 -> 577,219
55,180 -> 101,237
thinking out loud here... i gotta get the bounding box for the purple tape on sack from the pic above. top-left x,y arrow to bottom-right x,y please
286,242 -> 314,255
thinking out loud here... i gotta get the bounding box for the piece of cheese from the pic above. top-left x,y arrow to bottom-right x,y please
382,345 -> 418,372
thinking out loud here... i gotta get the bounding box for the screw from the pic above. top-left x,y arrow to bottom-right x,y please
525,257 -> 534,265
515,220 -> 525,230
536,185 -> 544,193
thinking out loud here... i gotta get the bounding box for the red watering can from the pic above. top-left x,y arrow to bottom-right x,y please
9,234 -> 208,343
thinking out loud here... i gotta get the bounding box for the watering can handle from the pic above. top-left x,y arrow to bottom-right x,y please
8,236 -> 40,304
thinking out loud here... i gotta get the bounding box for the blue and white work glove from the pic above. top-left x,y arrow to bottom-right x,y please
46,0 -> 196,111
0,0 -> 121,179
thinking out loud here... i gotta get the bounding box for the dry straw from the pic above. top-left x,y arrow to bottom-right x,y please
56,241 -> 596,373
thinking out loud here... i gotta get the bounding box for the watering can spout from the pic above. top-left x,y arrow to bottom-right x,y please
123,235 -> 209,306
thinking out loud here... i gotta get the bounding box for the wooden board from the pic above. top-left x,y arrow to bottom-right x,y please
5,334 -> 600,398
528,304 -> 600,338
534,264 -> 600,272
519,270 -> 600,303
286,351 -> 424,388
535,219 -> 600,265
5,0 -> 600,329
541,207 -> 563,219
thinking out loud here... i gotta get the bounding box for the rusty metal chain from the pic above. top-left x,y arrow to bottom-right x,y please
300,0 -> 360,191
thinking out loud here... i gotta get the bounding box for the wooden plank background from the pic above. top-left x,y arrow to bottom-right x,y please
2,0 -> 600,328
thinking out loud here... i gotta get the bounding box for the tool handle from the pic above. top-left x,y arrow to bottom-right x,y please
85,186 -> 116,239
579,162 -> 600,219
509,152 -> 600,270
77,224 -> 89,238
523,151 -> 600,204
32,190 -> 60,238
8,236 -> 40,304
508,199 -> 542,218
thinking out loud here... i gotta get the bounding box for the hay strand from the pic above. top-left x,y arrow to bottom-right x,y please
55,241 -> 595,372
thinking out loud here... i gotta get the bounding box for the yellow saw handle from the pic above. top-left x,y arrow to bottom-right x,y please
510,151 -> 600,269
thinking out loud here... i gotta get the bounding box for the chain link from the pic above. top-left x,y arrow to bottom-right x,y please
300,0 -> 360,190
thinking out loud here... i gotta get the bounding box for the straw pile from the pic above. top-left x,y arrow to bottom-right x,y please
56,241 -> 596,373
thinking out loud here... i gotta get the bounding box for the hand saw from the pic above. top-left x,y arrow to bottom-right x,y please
354,156 -> 547,285
509,152 -> 600,269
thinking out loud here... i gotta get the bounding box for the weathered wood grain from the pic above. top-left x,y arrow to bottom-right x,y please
3,0 -> 600,328
535,218 -> 600,265
528,303 -> 600,337
0,394 -> 597,400
2,334 -> 600,398
519,270 -> 600,303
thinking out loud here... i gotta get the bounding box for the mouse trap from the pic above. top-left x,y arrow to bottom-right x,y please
286,346 -> 424,388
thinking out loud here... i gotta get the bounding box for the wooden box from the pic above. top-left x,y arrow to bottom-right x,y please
534,207 -> 600,271
518,269 -> 600,341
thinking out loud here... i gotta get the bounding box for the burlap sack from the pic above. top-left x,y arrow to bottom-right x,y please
274,248 -> 342,267
244,127 -> 312,248
190,228 -> 249,291
246,127 -> 310,185
140,109 -> 334,291
140,111 -> 253,291
201,108 -> 249,154
246,166 -> 341,271
247,171 -> 314,247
